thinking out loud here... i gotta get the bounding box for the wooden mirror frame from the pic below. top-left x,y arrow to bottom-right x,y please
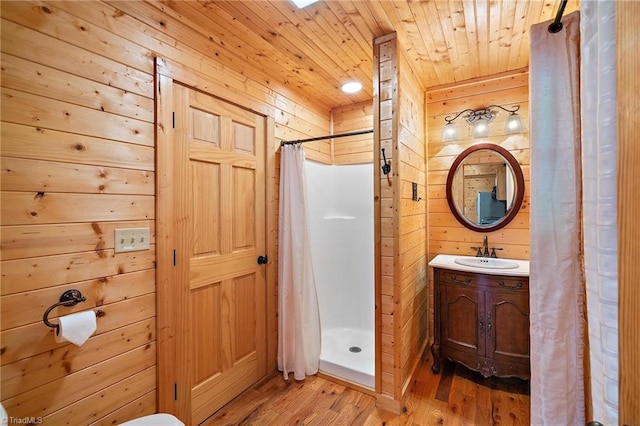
445,143 -> 525,232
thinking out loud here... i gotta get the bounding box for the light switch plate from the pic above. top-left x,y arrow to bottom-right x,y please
114,228 -> 150,253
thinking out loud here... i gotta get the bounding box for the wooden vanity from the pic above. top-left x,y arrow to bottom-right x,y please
430,255 -> 530,380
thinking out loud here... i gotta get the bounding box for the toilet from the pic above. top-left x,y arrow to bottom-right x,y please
119,413 -> 185,426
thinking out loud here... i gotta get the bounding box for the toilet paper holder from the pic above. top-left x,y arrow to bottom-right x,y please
43,289 -> 91,333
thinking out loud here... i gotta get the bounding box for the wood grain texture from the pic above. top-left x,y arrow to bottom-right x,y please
332,100 -> 374,164
1,123 -> 155,171
372,32 -> 384,408
0,220 -> 155,260
0,0 -> 608,423
373,33 -> 428,411
397,47 -> 428,400
374,34 -> 398,401
426,71 -> 530,261
0,16 -> 153,97
1,318 -> 156,399
1,0 -> 579,111
201,356 -> 530,425
1,247 -> 156,295
617,1 -> 640,423
1,1 -> 329,423
167,0 -> 577,108
426,70 -> 530,350
2,343 -> 156,420
172,82 -> 267,424
0,294 -> 156,366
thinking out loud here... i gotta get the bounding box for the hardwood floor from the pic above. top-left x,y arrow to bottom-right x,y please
202,355 -> 530,425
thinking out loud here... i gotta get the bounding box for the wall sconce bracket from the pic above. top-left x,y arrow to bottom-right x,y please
442,104 -> 523,141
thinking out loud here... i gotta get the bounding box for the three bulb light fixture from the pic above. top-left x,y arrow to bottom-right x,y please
441,104 -> 524,142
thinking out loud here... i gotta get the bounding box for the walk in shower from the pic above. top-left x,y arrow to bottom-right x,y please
305,161 -> 374,388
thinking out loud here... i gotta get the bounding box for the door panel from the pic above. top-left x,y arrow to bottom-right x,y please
191,284 -> 222,385
441,284 -> 484,359
233,167 -> 256,250
172,83 -> 266,425
488,290 -> 530,364
191,161 -> 221,256
191,108 -> 220,146
234,274 -> 257,359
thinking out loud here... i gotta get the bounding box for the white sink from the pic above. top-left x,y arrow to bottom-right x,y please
453,256 -> 519,269
429,254 -> 529,276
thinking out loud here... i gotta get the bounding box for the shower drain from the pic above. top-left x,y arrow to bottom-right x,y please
348,346 -> 362,353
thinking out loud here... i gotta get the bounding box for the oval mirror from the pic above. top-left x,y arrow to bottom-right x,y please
446,143 -> 525,232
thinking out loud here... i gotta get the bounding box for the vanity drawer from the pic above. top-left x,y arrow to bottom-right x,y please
491,276 -> 529,292
438,270 -> 479,287
436,269 -> 528,292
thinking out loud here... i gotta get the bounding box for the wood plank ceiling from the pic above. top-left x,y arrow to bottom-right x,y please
161,0 -> 579,110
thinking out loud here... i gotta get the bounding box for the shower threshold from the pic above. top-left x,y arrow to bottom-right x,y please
319,327 -> 374,389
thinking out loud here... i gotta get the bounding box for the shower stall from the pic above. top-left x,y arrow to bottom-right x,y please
305,160 -> 374,389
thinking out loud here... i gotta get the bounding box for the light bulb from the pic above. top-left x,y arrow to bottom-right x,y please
472,118 -> 489,138
442,123 -> 458,142
341,82 -> 362,94
505,113 -> 524,134
290,0 -> 320,8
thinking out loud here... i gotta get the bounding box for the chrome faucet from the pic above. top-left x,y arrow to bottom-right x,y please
470,235 -> 503,258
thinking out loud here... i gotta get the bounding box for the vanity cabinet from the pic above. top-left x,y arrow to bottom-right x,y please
431,268 -> 530,379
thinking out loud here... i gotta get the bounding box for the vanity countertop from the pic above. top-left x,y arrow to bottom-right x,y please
428,254 -> 530,277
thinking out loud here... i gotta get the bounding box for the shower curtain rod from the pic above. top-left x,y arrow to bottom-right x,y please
280,129 -> 373,147
548,0 -> 568,33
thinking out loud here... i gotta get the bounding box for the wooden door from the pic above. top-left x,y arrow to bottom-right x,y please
486,281 -> 530,369
162,82 -> 267,425
440,280 -> 484,365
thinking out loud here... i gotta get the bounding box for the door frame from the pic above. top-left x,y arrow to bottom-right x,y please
154,57 -> 277,423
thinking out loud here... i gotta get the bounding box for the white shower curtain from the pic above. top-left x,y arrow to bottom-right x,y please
277,144 -> 321,380
581,1 -> 619,423
530,11 -> 585,425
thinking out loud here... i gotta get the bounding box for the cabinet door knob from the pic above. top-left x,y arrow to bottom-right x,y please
257,255 -> 268,265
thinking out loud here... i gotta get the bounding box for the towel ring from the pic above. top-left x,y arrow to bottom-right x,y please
43,289 -> 86,333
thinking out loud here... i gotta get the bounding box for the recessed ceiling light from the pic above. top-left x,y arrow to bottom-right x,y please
341,81 -> 362,94
290,0 -> 320,8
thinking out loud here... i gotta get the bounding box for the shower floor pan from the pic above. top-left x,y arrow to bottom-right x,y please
319,327 -> 374,389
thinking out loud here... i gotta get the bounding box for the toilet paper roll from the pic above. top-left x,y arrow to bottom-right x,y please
55,310 -> 97,346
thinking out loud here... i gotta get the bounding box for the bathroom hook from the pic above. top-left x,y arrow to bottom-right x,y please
381,148 -> 391,175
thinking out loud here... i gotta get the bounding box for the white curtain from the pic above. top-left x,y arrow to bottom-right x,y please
530,11 -> 585,425
277,144 -> 321,380
581,1 -> 619,423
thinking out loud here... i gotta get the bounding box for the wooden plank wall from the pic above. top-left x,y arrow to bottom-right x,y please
373,34 -> 399,408
332,101 -> 374,165
373,32 -> 427,413
426,69 -> 530,261
617,1 -> 640,423
0,1 -> 331,423
425,69 -> 530,341
397,49 -> 428,398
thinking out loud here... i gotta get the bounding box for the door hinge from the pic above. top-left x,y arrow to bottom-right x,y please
173,249 -> 176,266
174,383 -> 178,401
172,112 -> 175,129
